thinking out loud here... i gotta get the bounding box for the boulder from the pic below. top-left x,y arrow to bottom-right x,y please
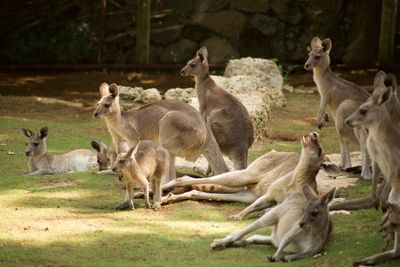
118,86 -> 143,109
164,88 -> 195,103
195,11 -> 246,38
224,57 -> 283,92
201,37 -> 239,64
249,14 -> 285,36
151,25 -> 182,46
270,0 -> 303,25
232,0 -> 270,13
139,88 -> 162,104
160,39 -> 198,63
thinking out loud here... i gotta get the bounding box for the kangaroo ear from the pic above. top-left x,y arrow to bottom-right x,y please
321,188 -> 336,206
321,38 -> 332,54
125,145 -> 137,158
119,140 -> 130,153
302,184 -> 318,201
99,82 -> 109,96
39,127 -> 48,139
98,140 -> 108,149
377,86 -> 392,106
320,162 -> 341,177
374,71 -> 387,88
91,140 -> 101,152
197,46 -> 208,64
108,83 -> 119,98
22,128 -> 34,138
385,73 -> 397,90
311,36 -> 322,49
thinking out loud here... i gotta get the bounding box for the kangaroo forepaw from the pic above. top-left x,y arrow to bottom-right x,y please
210,239 -> 228,250
267,256 -> 276,262
115,200 -> 134,210
229,213 -> 244,221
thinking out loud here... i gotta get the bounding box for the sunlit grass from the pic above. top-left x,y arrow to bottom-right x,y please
0,93 -> 395,266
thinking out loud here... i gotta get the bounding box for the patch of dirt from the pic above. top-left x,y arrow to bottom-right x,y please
39,178 -> 77,187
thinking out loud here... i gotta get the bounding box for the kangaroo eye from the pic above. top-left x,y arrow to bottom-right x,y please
34,143 -> 39,147
190,63 -> 196,68
104,104 -> 110,108
359,108 -> 367,115
119,160 -> 125,164
311,211 -> 318,217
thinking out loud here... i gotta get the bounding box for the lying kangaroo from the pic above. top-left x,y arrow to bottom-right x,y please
304,36 -> 372,180
22,127 -> 97,176
181,47 -> 254,170
111,140 -> 169,211
91,140 -> 115,171
344,73 -> 400,266
161,132 -> 340,220
211,185 -> 336,262
93,82 -> 228,181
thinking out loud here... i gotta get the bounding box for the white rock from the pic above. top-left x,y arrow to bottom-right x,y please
138,88 -> 162,104
118,86 -> 143,109
164,88 -> 195,103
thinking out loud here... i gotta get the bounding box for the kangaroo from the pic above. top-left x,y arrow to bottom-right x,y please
91,140 -> 115,171
304,36 -> 372,180
111,140 -> 169,211
330,72 -> 400,211
161,132 -> 340,220
93,82 -> 228,181
181,47 -> 254,171
22,127 -> 97,176
343,73 -> 400,266
211,185 -> 336,262
380,203 -> 400,252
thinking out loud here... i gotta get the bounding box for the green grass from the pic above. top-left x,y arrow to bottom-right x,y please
0,94 -> 397,266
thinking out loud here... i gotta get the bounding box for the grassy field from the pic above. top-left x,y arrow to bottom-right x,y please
0,93 -> 396,266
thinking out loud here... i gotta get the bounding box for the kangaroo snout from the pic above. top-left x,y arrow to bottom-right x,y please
345,118 -> 352,127
25,151 -> 31,157
180,69 -> 186,77
93,112 -> 99,118
304,63 -> 311,70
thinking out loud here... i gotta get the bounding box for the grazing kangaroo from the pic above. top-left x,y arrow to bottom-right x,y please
91,140 -> 115,171
22,127 -> 97,176
161,132 -> 340,220
111,140 -> 169,211
211,185 -> 336,262
181,47 -> 254,171
343,73 -> 400,266
93,82 -> 228,181
304,36 -> 372,180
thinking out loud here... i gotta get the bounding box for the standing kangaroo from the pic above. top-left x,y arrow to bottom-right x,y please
304,37 -> 372,180
211,185 -> 336,262
111,140 -> 169,211
93,82 -> 228,181
181,47 -> 254,171
22,127 -> 97,176
344,73 -> 400,266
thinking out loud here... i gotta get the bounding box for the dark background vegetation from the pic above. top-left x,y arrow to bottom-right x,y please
0,0 -> 397,65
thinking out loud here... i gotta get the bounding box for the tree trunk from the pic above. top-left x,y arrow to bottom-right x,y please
378,0 -> 398,64
135,0 -> 151,64
97,0 -> 106,63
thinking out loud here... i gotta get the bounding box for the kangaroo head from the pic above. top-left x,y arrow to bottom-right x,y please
304,37 -> 332,71
111,141 -> 137,173
93,82 -> 119,118
346,71 -> 393,128
300,132 -> 324,162
180,47 -> 209,78
22,127 -> 48,157
380,203 -> 400,233
299,185 -> 336,229
91,140 -> 109,171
